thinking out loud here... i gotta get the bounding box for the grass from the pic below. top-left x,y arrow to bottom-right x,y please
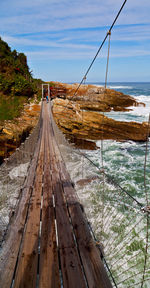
0,95 -> 27,121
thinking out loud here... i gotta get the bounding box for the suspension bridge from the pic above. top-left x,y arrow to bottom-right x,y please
0,0 -> 150,287
0,96 -> 149,288
0,101 -> 113,288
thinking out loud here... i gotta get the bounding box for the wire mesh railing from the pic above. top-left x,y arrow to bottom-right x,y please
0,97 -> 149,287
0,112 -> 41,245
50,100 -> 150,288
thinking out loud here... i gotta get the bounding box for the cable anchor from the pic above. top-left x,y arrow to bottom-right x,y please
107,30 -> 111,36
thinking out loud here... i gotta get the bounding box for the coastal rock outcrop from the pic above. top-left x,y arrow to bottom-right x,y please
0,103 -> 40,163
51,82 -> 145,112
52,98 -> 149,143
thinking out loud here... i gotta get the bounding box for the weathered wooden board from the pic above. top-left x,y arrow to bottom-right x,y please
39,122 -> 60,288
48,118 -> 87,288
68,203 -> 112,288
13,121 -> 45,288
0,128 -> 42,288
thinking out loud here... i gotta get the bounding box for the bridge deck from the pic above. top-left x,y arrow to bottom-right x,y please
0,102 -> 112,288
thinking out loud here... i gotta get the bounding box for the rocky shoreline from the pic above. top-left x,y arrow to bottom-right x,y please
0,102 -> 40,164
0,82 -> 149,162
51,82 -> 149,147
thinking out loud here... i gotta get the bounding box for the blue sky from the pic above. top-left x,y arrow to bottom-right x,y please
0,0 -> 150,82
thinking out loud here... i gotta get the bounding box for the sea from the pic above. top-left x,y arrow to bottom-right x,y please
92,82 -> 150,202
67,82 -> 150,204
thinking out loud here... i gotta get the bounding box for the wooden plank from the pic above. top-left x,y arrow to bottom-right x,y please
68,203 -> 112,288
48,123 -> 79,206
53,182 -> 76,249
39,118 -> 60,288
39,203 -> 60,288
13,121 -> 45,288
50,121 -> 112,288
53,190 -> 87,287
0,131 -> 42,288
59,247 -> 86,288
48,118 -> 87,288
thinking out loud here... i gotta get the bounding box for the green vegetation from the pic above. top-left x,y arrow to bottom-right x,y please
0,36 -> 43,120
0,94 -> 26,120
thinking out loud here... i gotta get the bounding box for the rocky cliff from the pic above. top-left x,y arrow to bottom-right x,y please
0,102 -> 40,163
51,83 -> 148,147
0,82 -> 148,162
50,82 -> 145,112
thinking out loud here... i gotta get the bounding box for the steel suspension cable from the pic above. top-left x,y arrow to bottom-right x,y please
56,0 -> 128,116
100,29 -> 111,236
105,31 -> 111,89
73,0 -> 128,97
141,113 -> 150,288
143,113 -> 150,205
77,150 -> 143,208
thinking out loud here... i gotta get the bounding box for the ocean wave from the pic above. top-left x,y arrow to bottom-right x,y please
132,95 -> 150,102
9,162 -> 29,180
124,106 -> 150,120
108,85 -> 132,89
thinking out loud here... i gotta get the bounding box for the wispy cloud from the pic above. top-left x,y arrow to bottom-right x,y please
1,0 -> 150,33
0,0 -> 150,81
2,22 -> 150,61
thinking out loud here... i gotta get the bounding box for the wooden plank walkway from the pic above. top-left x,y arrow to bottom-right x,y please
0,102 -> 112,288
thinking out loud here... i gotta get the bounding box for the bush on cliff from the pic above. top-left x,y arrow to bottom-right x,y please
0,36 -> 40,98
0,37 -> 43,120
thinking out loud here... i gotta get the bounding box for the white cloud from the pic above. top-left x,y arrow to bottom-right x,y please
1,0 -> 150,81
1,0 -> 150,34
1,34 -> 97,51
23,44 -> 150,61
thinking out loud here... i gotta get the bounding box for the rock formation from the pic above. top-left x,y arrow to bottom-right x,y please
52,98 -> 149,143
50,82 -> 145,112
0,82 -> 148,161
0,103 -> 40,163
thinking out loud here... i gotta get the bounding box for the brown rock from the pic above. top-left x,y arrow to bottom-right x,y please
0,103 -> 40,163
49,82 -> 145,112
76,176 -> 99,186
66,135 -> 98,150
52,98 -> 149,142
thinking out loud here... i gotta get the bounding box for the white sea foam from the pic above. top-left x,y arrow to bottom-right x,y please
104,95 -> 150,122
124,106 -> 150,120
133,94 -> 150,102
108,85 -> 132,89
123,95 -> 150,121
9,162 -> 29,180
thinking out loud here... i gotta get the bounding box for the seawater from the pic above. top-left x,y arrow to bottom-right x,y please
72,82 -> 150,206
63,83 -> 150,214
102,82 -> 150,204
98,82 -> 150,122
